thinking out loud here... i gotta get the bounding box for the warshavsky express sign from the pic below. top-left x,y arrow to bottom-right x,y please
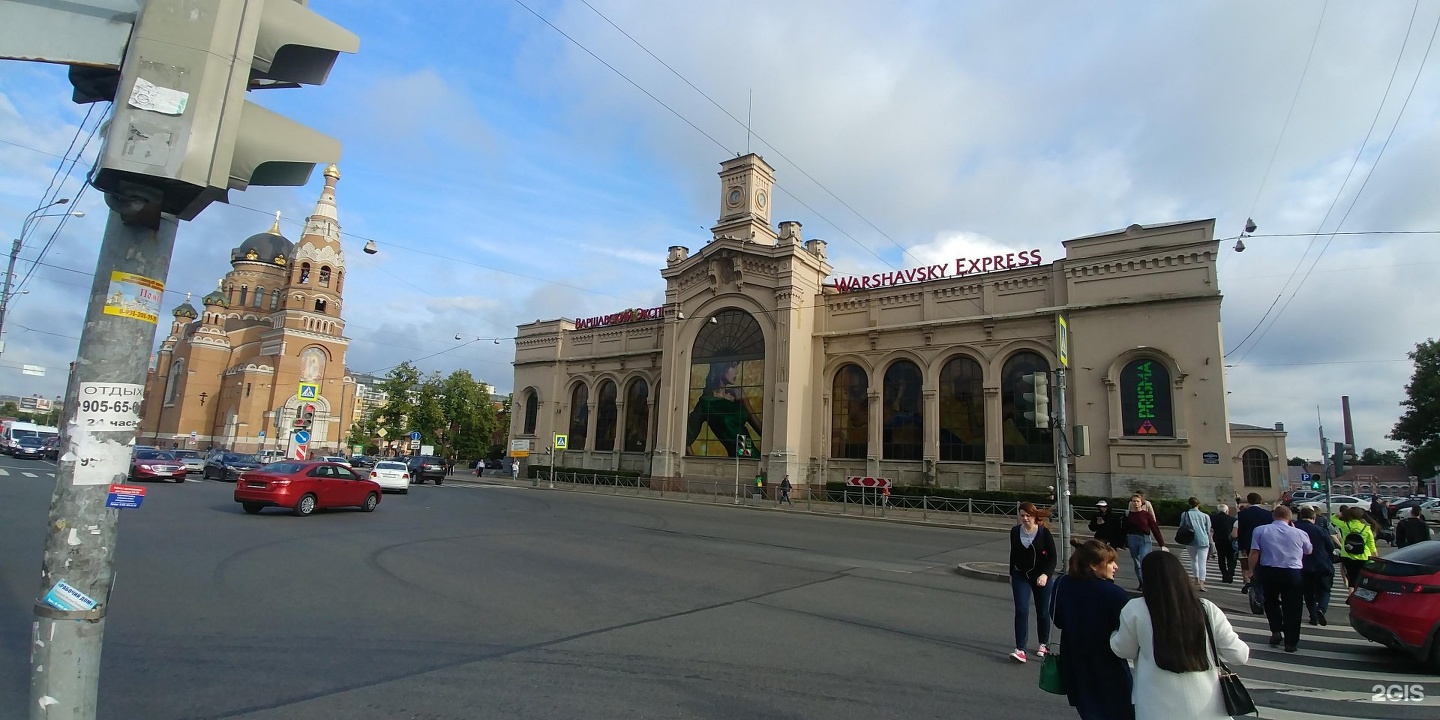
575,306 -> 665,330
833,249 -> 1043,293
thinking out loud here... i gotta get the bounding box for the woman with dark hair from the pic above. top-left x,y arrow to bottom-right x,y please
685,361 -> 763,456
1053,540 -> 1134,720
1008,502 -> 1057,663
1110,552 -> 1249,720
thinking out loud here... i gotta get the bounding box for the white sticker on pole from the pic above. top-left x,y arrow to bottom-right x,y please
76,383 -> 144,430
128,77 -> 189,115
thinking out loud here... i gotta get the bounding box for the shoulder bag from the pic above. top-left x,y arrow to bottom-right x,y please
1038,574 -> 1065,695
1175,510 -> 1195,545
1202,606 -> 1257,716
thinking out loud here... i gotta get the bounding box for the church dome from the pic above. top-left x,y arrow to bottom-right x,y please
201,284 -> 229,308
172,293 -> 198,319
230,214 -> 294,265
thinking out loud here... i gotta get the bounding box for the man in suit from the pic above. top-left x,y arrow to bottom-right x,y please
1295,506 -> 1337,626
1210,503 -> 1238,584
1238,492 -> 1272,594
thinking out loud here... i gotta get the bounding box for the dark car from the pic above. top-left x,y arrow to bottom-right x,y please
40,436 -> 60,461
350,455 -> 377,469
233,460 -> 382,516
12,435 -> 47,460
203,451 -> 264,482
130,449 -> 186,482
406,455 -> 446,485
1349,540 -> 1440,671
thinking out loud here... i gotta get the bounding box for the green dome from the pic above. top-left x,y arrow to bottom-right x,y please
172,293 -> 198,318
201,285 -> 229,308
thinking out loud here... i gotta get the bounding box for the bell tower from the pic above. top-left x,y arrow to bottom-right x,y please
711,153 -> 778,244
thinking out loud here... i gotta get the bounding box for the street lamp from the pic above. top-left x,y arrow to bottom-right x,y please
1,200 -> 86,344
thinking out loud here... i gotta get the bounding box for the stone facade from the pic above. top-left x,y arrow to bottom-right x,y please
510,155 -> 1287,502
139,165 -> 354,455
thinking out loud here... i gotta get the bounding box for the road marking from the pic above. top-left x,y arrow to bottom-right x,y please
0,468 -> 8,476
22,472 -> 37,477
1245,655 -> 1438,683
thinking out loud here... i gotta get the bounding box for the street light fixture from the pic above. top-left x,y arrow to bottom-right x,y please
0,201 -> 86,345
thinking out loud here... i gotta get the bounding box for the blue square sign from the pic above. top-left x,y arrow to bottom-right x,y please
105,483 -> 146,509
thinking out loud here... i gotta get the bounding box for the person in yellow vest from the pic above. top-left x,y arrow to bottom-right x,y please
755,473 -> 764,500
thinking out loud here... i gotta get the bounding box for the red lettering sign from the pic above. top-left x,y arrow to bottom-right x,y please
573,306 -> 665,330
833,250 -> 1042,293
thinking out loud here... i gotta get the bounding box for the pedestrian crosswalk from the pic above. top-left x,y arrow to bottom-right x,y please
1176,544 -> 1350,591
0,467 -> 51,478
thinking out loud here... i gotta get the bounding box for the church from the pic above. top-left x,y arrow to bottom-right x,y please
138,164 -> 354,456
509,154 -> 1289,502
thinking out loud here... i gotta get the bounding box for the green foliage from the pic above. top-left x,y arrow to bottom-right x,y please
823,483 -> 1197,525
1357,447 -> 1405,466
1390,339 -> 1440,478
371,362 -> 498,462
1287,456 -> 1310,467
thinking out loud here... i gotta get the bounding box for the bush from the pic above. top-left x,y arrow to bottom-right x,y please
822,483 -> 1194,525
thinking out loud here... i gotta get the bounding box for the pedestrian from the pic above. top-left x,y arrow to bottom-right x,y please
1294,506 -> 1336,626
1110,551 -> 1250,720
1121,493 -> 1166,589
779,474 -> 793,506
1008,502 -> 1057,663
1052,540 -> 1135,720
1370,495 -> 1391,531
510,459 -> 519,481
1133,490 -> 1156,519
1395,506 -> 1433,548
1209,503 -> 1238,584
754,473 -> 764,500
881,485 -> 890,507
1332,505 -> 1378,590
1088,500 -> 1126,549
1249,505 -> 1312,652
1236,492 -> 1270,595
1179,497 -> 1213,591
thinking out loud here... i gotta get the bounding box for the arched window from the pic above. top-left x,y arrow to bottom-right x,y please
238,285 -> 248,307
163,359 -> 185,406
252,286 -> 264,308
830,364 -> 868,459
1243,449 -> 1272,487
594,380 -> 617,451
623,379 -> 649,452
299,263 -> 311,284
319,266 -> 331,287
882,360 -> 923,460
523,390 -> 538,434
1002,352 -> 1053,463
335,271 -> 344,294
939,355 -> 984,462
686,308 -> 764,457
270,289 -> 281,310
315,298 -> 327,313
1120,358 -> 1174,437
567,383 -> 589,450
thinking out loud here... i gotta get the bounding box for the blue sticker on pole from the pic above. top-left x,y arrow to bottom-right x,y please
105,483 -> 146,509
43,580 -> 97,612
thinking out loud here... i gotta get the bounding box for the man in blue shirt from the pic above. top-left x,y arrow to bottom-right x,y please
1250,505 -> 1313,652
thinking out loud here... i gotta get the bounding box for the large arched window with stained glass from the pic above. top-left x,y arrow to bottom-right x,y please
939,355 -> 984,462
686,308 -> 764,457
1120,358 -> 1174,437
594,380 -> 618,451
882,360 -> 923,460
567,382 -> 589,451
830,365 -> 868,459
623,378 -> 650,452
1002,352 -> 1053,463
522,390 -> 538,435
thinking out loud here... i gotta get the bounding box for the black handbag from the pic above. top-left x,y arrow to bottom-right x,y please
1175,511 -> 1195,545
1203,609 -> 1257,716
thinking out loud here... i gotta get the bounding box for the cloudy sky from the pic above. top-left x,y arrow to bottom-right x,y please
2,0 -> 1437,457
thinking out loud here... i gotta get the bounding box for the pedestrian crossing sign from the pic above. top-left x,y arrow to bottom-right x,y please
298,382 -> 319,401
554,434 -> 568,450
736,434 -> 754,458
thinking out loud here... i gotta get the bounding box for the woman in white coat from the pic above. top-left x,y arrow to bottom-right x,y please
1111,551 -> 1250,720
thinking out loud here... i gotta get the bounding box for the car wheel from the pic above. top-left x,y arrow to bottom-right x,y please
293,494 -> 317,517
242,502 -> 263,515
433,477 -> 443,486
400,489 -> 408,495
362,493 -> 379,512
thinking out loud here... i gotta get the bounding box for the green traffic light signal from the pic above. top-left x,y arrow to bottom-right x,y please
1311,479 -> 1320,490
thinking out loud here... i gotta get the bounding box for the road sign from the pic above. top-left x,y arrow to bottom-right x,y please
410,430 -> 421,441
189,431 -> 197,440
298,382 -> 319,401
510,438 -> 531,458
845,476 -> 892,488
554,434 -> 568,450
258,430 -> 266,438
1300,472 -> 1312,484
294,429 -> 311,445
1056,314 -> 1069,368
104,483 -> 146,509
408,439 -> 421,449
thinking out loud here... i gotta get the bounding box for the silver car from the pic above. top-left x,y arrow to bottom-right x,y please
173,449 -> 205,475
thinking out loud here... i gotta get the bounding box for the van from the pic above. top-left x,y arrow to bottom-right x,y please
2,421 -> 59,456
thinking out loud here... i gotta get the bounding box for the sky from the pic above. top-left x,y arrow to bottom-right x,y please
1,0 -> 1438,458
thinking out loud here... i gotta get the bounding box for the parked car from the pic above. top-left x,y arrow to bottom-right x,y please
1349,540 -> 1440,671
1421,499 -> 1440,524
130,449 -> 186,483
40,436 -> 60,461
11,435 -> 47,460
321,455 -> 351,467
1295,494 -> 1366,516
172,449 -> 204,475
406,455 -> 447,485
233,460 -> 382,516
1285,490 -> 1324,506
350,455 -> 376,468
203,452 -> 263,482
366,460 -> 410,493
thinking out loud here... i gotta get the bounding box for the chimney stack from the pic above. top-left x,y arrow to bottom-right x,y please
1341,396 -> 1355,447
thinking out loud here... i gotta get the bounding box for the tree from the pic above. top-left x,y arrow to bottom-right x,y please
1390,339 -> 1440,478
375,361 -> 423,445
1357,447 -> 1405,466
437,369 -> 498,461
1287,456 -> 1309,467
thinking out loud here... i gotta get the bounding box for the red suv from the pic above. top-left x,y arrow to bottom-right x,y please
1348,540 -> 1440,671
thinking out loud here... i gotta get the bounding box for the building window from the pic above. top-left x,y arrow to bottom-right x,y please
270,289 -> 281,310
882,360 -> 923,460
1002,351 -> 1053,463
1243,449 -> 1272,487
831,364 -> 868,459
319,266 -> 331,287
623,379 -> 649,452
523,390 -> 538,434
567,382 -> 589,451
238,285 -> 248,306
315,298 -> 327,313
686,308 -> 764,457
1120,358 -> 1174,437
163,359 -> 184,406
245,383 -> 251,397
594,380 -> 617,451
299,263 -> 311,284
939,355 -> 984,462
252,286 -> 264,308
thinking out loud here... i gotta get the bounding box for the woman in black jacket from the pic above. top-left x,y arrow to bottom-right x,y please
1009,501 -> 1057,663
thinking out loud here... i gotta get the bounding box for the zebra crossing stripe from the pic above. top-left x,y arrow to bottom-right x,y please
0,468 -> 8,476
22,472 -> 37,477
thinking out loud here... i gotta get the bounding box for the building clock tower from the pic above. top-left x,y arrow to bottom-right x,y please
711,153 -> 778,244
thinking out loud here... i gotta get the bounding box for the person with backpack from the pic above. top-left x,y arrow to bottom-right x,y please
1332,506 -> 1378,590
1395,506 -> 1433,548
1178,498 -> 1213,591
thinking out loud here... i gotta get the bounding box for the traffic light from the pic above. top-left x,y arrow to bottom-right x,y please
85,0 -> 358,221
1332,442 -> 1355,478
301,404 -> 316,430
1021,372 -> 1050,428
1310,476 -> 1321,491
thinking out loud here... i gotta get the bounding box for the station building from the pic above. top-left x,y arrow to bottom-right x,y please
510,154 -> 1287,501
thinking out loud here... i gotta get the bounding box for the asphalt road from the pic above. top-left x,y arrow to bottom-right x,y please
1,457 -> 1041,720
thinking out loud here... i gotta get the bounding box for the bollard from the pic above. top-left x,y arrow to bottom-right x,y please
922,495 -> 928,522
967,498 -> 973,526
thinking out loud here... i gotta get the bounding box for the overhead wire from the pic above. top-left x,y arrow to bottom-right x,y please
13,105 -> 108,298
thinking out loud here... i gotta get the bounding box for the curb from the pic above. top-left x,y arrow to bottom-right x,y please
954,562 -> 1010,584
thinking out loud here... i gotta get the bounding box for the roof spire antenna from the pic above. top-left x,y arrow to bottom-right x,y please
270,211 -> 282,234
746,88 -> 753,155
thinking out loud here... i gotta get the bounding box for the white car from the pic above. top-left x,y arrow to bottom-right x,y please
321,455 -> 351,466
367,461 -> 410,493
1295,494 -> 1367,516
1421,499 -> 1440,524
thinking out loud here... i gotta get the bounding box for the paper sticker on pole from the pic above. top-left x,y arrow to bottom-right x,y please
102,271 -> 163,324
76,382 -> 144,430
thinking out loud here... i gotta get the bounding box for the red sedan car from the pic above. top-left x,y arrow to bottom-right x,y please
233,460 -> 382,516
131,449 -> 187,483
1348,540 -> 1440,671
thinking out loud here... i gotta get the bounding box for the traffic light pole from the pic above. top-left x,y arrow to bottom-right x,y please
31,207 -> 177,720
1054,368 -> 1071,569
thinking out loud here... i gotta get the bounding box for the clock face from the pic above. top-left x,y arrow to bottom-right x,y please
727,187 -> 743,207
756,190 -> 768,209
